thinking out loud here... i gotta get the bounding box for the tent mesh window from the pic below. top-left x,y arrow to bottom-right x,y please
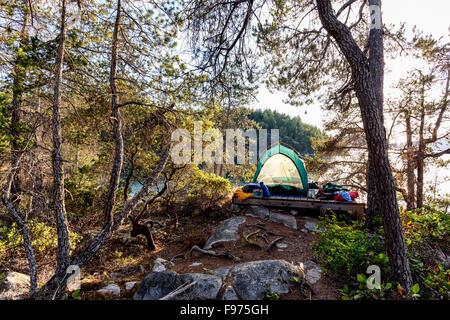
253,144 -> 308,196
256,154 -> 303,189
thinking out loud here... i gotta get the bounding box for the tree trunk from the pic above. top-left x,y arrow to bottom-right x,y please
365,156 -> 382,229
51,0 -> 71,279
71,144 -> 171,268
2,157 -> 38,297
3,3 -> 38,297
416,84 -> 425,209
103,0 -> 124,229
9,1 -> 30,212
405,111 -> 416,211
316,0 -> 413,291
364,0 -> 384,228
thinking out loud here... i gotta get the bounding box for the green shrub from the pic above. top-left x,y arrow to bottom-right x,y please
401,206 -> 449,299
401,205 -> 449,244
340,274 -> 420,300
184,169 -> 231,211
423,265 -> 450,298
314,206 -> 449,300
0,219 -> 81,263
157,166 -> 232,216
312,213 -> 387,279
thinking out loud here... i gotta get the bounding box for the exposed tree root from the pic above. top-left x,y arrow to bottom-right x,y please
244,230 -> 263,249
189,245 -> 240,261
266,231 -> 284,237
245,223 -> 266,230
258,233 -> 269,244
265,237 -> 284,252
170,253 -> 185,263
299,276 -> 313,300
144,219 -> 165,228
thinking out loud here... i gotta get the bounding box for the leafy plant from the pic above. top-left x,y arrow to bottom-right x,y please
202,268 -> 217,275
71,289 -> 81,300
183,168 -> 232,211
423,265 -> 450,298
0,219 -> 81,262
312,213 -> 387,279
264,284 -> 279,300
340,273 -> 420,300
314,208 -> 448,300
401,206 -> 450,243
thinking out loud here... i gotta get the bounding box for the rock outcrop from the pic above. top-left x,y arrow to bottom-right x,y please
134,259 -> 302,300
0,271 -> 30,300
97,283 -> 121,296
133,270 -> 222,300
204,216 -> 246,249
304,221 -> 324,233
268,211 -> 297,229
245,206 -> 297,229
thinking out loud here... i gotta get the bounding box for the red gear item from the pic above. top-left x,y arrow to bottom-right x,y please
334,194 -> 344,201
349,191 -> 359,200
334,191 -> 359,201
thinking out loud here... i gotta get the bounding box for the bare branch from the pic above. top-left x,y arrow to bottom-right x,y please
159,281 -> 198,300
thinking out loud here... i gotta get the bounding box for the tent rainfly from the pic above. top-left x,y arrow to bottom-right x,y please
253,144 -> 308,196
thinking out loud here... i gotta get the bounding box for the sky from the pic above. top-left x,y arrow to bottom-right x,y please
252,0 -> 450,129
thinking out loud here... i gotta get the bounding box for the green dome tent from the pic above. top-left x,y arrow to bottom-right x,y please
252,144 -> 308,196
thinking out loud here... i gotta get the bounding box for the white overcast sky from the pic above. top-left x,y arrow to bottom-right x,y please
252,0 -> 450,129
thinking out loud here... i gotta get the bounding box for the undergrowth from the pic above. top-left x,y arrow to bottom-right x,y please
313,206 -> 449,300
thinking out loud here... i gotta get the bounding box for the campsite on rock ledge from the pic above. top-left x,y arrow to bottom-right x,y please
0,0 -> 448,305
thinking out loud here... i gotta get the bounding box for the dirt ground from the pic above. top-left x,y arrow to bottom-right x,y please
164,213 -> 340,300
76,207 -> 341,300
3,204 -> 342,300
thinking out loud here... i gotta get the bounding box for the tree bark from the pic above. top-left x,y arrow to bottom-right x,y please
416,83 -> 425,209
316,0 -> 413,291
364,0 -> 384,228
365,155 -> 382,229
2,156 -> 38,297
51,0 -> 71,279
103,0 -> 124,229
9,1 -> 30,212
405,111 -> 416,211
